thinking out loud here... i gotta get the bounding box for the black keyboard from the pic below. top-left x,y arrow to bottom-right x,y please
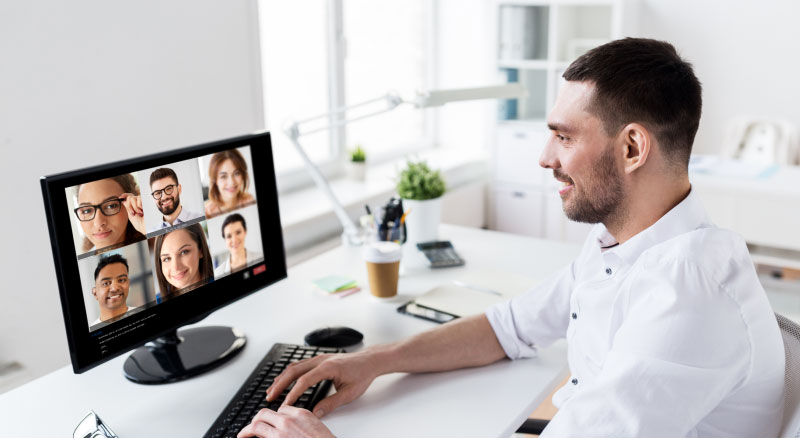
204,343 -> 343,438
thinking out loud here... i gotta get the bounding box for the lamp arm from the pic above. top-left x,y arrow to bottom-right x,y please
286,133 -> 362,246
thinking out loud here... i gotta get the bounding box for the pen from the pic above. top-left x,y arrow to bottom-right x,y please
452,280 -> 503,297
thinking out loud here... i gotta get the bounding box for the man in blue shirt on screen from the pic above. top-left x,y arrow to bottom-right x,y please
237,38 -> 785,438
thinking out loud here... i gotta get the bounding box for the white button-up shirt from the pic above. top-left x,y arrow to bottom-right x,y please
486,191 -> 785,437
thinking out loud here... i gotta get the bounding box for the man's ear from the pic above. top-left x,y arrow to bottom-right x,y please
92,287 -> 98,299
177,184 -> 182,196
620,123 -> 651,174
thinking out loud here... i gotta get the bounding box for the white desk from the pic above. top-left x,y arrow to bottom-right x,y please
0,225 -> 579,437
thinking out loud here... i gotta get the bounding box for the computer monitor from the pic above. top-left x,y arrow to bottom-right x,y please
40,132 -> 286,384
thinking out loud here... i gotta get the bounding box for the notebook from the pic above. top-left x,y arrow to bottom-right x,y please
413,269 -> 534,317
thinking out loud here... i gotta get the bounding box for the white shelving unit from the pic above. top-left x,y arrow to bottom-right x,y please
489,0 -> 627,243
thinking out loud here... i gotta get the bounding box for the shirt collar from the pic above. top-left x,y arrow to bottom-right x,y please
161,206 -> 188,228
596,188 -> 710,266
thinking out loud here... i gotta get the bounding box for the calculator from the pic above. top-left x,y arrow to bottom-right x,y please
416,240 -> 465,268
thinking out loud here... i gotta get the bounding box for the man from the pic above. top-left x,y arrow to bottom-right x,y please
91,254 -> 135,325
239,39 -> 785,438
148,167 -> 202,231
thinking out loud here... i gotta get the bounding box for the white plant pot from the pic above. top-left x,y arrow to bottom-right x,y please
348,162 -> 366,181
402,197 -> 442,245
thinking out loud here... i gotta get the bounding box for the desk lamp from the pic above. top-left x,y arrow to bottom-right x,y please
284,83 -> 527,246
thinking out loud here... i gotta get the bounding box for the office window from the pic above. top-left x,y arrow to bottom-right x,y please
259,0 -> 433,182
343,0 -> 431,161
259,2 -> 331,173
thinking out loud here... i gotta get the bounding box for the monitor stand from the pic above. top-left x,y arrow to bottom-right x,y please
123,326 -> 246,384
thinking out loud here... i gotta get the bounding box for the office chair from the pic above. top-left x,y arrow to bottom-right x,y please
515,313 -> 800,437
776,313 -> 800,438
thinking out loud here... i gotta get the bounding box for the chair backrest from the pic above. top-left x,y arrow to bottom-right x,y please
777,313 -> 800,438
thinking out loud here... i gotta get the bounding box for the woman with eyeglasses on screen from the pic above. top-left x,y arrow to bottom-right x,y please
74,174 -> 146,254
153,223 -> 214,300
204,149 -> 256,219
214,213 -> 263,278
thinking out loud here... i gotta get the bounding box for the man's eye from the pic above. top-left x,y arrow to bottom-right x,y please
102,281 -> 110,287
80,208 -> 94,215
119,278 -> 127,284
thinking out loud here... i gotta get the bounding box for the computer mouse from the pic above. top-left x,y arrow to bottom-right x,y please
304,326 -> 364,348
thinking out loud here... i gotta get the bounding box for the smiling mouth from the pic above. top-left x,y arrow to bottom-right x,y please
93,230 -> 113,240
171,269 -> 188,281
107,292 -> 123,301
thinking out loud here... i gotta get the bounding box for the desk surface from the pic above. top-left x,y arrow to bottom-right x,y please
0,225 -> 579,437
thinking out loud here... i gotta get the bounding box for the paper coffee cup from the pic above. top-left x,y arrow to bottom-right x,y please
364,241 -> 402,298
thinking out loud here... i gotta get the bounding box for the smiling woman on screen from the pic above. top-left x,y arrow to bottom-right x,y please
74,174 -> 145,254
154,223 -> 213,299
204,150 -> 256,219
214,213 -> 263,277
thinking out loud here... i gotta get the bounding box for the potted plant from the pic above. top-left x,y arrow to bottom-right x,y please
396,159 -> 446,244
348,145 -> 367,181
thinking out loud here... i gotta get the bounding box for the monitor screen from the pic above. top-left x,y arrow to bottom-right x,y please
41,132 -> 286,375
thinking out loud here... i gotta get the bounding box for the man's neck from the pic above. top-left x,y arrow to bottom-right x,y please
604,177 -> 691,244
163,204 -> 183,225
100,305 -> 128,321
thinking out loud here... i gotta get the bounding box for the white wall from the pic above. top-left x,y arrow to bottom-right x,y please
633,0 -> 800,154
0,1 -> 263,388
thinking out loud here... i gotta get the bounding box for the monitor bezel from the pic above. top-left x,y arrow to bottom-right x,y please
40,131 -> 286,373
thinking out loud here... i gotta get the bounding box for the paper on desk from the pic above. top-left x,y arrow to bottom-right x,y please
415,270 -> 534,317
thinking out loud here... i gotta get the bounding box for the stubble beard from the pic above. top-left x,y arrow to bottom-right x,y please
158,196 -> 181,216
561,147 -> 625,225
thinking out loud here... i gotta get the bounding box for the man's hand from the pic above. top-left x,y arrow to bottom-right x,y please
237,405 -> 335,438
119,193 -> 145,235
266,351 -> 380,418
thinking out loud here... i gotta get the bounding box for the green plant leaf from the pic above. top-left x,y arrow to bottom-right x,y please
396,160 -> 446,200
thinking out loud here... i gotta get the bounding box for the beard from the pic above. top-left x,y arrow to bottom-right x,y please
158,195 -> 181,216
557,146 -> 625,224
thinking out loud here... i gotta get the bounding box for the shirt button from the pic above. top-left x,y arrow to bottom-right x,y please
571,378 -> 578,385
605,267 -> 612,275
571,312 -> 577,320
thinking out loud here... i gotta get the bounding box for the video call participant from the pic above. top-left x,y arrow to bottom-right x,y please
91,254 -> 136,325
239,39 -> 785,438
204,149 -> 255,219
149,168 -> 202,229
154,223 -> 213,299
214,213 -> 263,277
74,174 -> 145,254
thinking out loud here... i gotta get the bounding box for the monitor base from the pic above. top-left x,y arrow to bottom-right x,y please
123,325 -> 246,384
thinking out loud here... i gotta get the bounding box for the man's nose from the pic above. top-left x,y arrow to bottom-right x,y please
539,137 -> 559,170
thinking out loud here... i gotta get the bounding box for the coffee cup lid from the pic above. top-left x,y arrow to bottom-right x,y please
364,241 -> 402,263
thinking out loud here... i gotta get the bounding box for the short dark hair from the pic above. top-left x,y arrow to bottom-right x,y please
221,213 -> 247,238
94,254 -> 129,280
149,168 -> 179,187
563,38 -> 702,169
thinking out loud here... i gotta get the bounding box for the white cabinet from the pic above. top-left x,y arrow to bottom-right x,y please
492,186 -> 545,237
489,0 -> 624,244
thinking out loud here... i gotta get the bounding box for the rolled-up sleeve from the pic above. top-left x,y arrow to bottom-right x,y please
486,262 -> 576,359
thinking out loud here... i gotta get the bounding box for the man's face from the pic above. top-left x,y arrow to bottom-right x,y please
540,81 -> 625,224
92,263 -> 130,312
151,177 -> 181,216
